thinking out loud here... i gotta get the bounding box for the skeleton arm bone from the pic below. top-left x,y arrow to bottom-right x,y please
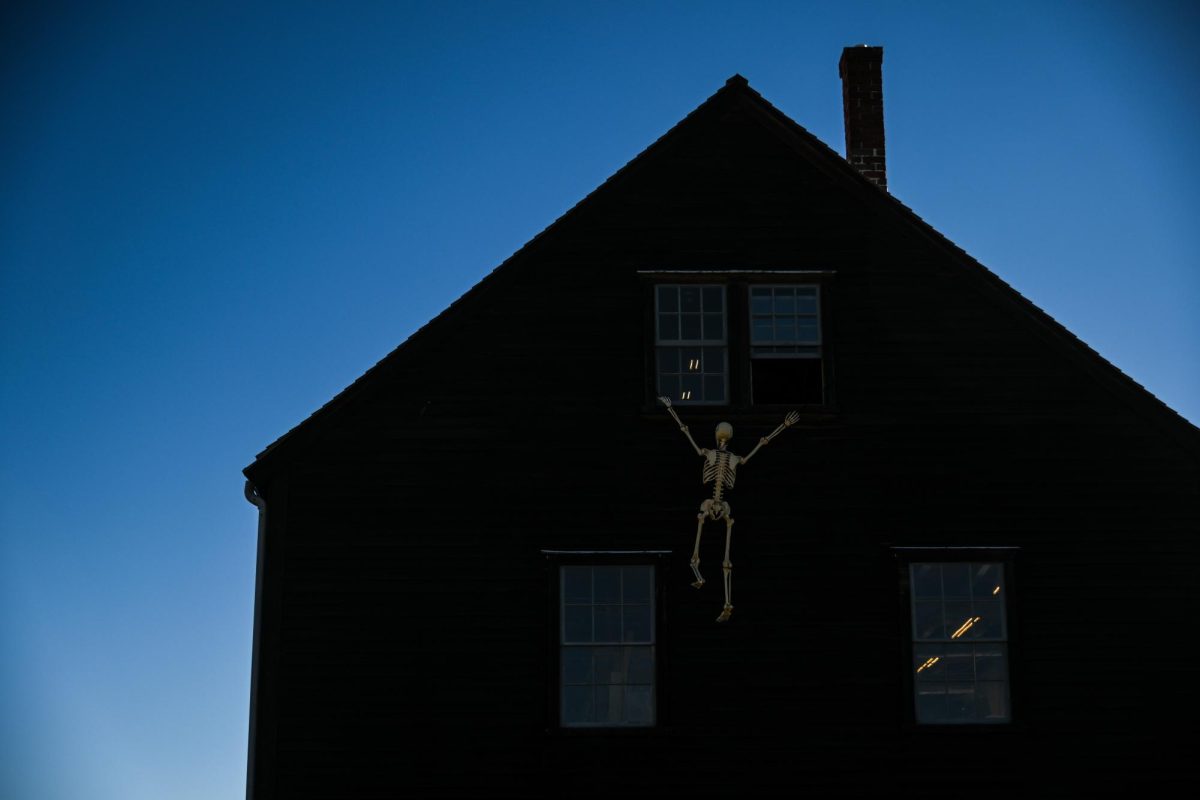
658,396 -> 703,456
740,411 -> 800,465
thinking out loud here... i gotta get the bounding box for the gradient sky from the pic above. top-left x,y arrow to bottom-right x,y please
2,2 -> 1197,797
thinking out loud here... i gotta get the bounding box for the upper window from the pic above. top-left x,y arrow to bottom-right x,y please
559,565 -> 656,727
655,285 -> 727,405
909,562 -> 1011,724
749,285 -> 823,405
651,279 -> 827,407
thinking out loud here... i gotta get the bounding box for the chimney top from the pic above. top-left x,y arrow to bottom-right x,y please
839,45 -> 887,191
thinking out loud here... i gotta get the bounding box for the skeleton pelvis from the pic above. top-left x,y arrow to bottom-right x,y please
700,498 -> 731,520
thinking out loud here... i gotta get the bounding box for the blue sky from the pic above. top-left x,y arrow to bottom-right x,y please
2,2 -> 1196,797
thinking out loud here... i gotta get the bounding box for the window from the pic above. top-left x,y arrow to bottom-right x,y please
909,561 -> 1011,724
654,284 -> 727,405
559,565 -> 656,727
647,275 -> 830,408
748,285 -> 823,405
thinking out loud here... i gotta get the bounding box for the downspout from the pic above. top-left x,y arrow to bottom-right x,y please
243,480 -> 267,800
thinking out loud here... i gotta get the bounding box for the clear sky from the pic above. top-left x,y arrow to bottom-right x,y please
2,2 -> 1196,797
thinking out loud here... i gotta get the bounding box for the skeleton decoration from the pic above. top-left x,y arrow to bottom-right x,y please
659,396 -> 799,622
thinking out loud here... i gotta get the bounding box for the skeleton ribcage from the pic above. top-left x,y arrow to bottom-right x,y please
702,452 -> 736,490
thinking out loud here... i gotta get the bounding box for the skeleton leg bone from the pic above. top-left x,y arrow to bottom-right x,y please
690,512 -> 706,588
716,513 -> 735,622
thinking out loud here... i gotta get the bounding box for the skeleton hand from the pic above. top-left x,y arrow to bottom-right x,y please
784,411 -> 799,427
658,396 -> 673,408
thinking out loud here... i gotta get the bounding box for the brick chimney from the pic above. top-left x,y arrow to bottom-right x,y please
838,45 -> 887,191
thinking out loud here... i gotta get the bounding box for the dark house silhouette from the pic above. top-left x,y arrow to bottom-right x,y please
243,47 -> 1200,797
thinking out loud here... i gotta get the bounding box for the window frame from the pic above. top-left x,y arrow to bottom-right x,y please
892,547 -> 1021,730
639,270 -> 836,414
542,549 -> 671,734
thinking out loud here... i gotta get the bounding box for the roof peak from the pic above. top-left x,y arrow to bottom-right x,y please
724,74 -> 749,87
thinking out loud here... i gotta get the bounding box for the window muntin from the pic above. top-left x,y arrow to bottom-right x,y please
655,285 -> 727,405
910,562 -> 1010,724
560,565 -> 656,727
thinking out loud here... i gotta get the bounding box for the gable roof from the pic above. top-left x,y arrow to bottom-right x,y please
245,75 -> 1199,483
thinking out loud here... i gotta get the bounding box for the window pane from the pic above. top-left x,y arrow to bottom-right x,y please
703,312 -> 723,340
972,563 -> 1003,599
977,682 -> 1010,721
658,374 -> 679,400
702,286 -> 723,312
703,375 -> 725,403
943,645 -> 975,681
680,286 -> 701,312
563,685 -> 593,725
594,567 -> 620,603
795,291 -> 818,313
681,347 -> 703,372
657,347 -> 679,375
942,564 -> 971,598
657,285 -> 678,312
593,647 -> 624,684
658,313 -> 679,341
681,374 -> 701,400
946,683 -> 976,721
974,645 -> 1007,681
752,318 -> 773,342
680,314 -> 702,340
562,648 -> 592,684
564,605 -> 591,642
751,289 -> 772,314
594,605 -> 621,642
914,644 -> 945,681
563,567 -> 591,603
914,601 -> 945,640
774,292 -> 796,313
945,602 -> 975,639
915,684 -> 947,723
912,563 -> 941,599
626,647 -> 654,683
971,601 -> 1005,639
625,685 -> 654,724
623,605 -> 652,642
622,567 -> 651,603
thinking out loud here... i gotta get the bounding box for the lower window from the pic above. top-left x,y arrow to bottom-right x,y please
909,561 -> 1011,724
559,565 -> 656,727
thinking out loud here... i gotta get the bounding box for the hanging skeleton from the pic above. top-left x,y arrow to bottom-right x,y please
659,397 -> 799,622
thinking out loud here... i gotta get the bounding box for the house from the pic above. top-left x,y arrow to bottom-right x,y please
242,47 -> 1200,797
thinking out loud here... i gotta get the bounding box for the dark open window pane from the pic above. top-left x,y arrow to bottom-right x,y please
751,358 -> 822,404
680,286 -> 701,312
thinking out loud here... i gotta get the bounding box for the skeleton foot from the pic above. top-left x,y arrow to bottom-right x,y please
716,604 -> 733,623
